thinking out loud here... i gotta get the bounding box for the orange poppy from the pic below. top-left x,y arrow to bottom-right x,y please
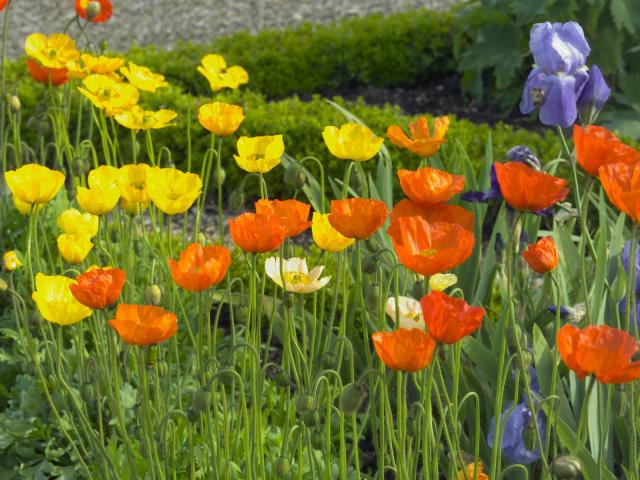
228,212 -> 287,253
0,0 -> 8,11
328,198 -> 389,240
522,236 -> 558,274
494,162 -> 569,212
255,199 -> 311,238
69,267 -> 125,309
109,304 -> 178,346
421,290 -> 485,344
574,125 -> 640,176
389,199 -> 474,233
372,328 -> 436,372
27,59 -> 68,86
169,243 -> 231,292
557,324 -> 640,384
76,0 -> 113,23
388,215 -> 474,276
397,168 -> 464,206
599,162 -> 640,223
386,116 -> 449,158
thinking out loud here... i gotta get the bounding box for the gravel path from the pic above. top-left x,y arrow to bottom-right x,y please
3,0 -> 456,58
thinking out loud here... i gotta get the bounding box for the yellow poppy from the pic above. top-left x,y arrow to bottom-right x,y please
24,33 -> 79,69
146,167 -> 202,215
234,135 -> 284,173
198,102 -> 244,136
5,164 -> 65,206
120,62 -> 168,92
57,234 -> 94,264
12,196 -> 43,216
429,273 -> 458,292
311,212 -> 355,253
117,164 -> 151,214
114,106 -> 177,131
78,74 -> 139,116
197,54 -> 248,91
66,53 -> 124,80
3,251 -> 23,271
322,124 -> 384,162
57,208 -> 99,238
32,273 -> 93,325
77,166 -> 120,215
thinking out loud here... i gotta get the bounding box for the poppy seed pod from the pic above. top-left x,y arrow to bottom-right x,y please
145,284 -> 162,306
284,162 -> 306,189
339,382 -> 368,416
296,393 -> 315,416
273,457 -> 290,477
228,189 -> 246,212
86,1 -> 103,20
551,456 -> 582,479
9,95 -> 21,113
192,387 -> 212,414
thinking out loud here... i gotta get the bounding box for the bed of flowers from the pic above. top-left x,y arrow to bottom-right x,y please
1,1 -> 640,479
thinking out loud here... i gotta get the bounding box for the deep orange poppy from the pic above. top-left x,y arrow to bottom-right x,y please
255,199 -> 311,238
386,116 -> 449,158
599,162 -> 640,223
169,243 -> 231,292
557,324 -> 640,384
522,236 -> 558,274
76,0 -> 113,23
397,168 -> 464,206
574,125 -> 640,176
228,212 -> 288,253
387,215 -> 474,276
0,0 -> 8,11
494,162 -> 569,212
328,198 -> 389,240
389,199 -> 474,234
372,328 -> 436,372
27,59 -> 68,86
69,267 -> 125,309
109,304 -> 178,346
421,290 -> 485,344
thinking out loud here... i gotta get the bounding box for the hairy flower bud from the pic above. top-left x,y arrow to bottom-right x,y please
145,284 -> 162,306
81,382 -> 95,402
192,387 -> 212,414
86,1 -> 102,20
271,365 -> 292,388
339,382 -> 367,416
284,162 -> 306,189
145,345 -> 159,366
214,167 -> 226,186
9,95 -> 21,113
321,351 -> 337,370
273,457 -> 290,477
310,430 -> 324,450
296,393 -> 315,417
302,409 -> 320,428
228,189 -> 246,212
360,253 -> 379,275
551,455 -> 582,479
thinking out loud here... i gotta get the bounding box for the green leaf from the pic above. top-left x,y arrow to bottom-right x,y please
610,0 -> 636,34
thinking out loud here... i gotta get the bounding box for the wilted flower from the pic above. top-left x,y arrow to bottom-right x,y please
574,125 -> 640,176
109,304 -> 178,346
57,234 -> 94,264
120,62 -> 167,92
322,124 -> 384,161
328,198 -> 389,240
228,212 -> 287,253
5,164 -> 65,206
197,54 -> 249,91
385,296 -> 424,331
78,74 -> 139,116
421,291 -> 485,344
118,164 -> 151,214
169,243 -> 231,292
115,106 -> 177,131
32,273 -> 93,325
234,135 -> 284,173
386,116 -> 449,158
3,251 -> 22,271
76,0 -> 112,23
255,199 -> 311,238
145,167 -> 202,215
397,167 -> 464,206
265,257 -> 331,293
488,402 -> 545,465
311,212 -> 355,253
57,208 -> 99,238
522,236 -> 558,274
198,102 -> 244,136
372,328 -> 436,372
70,267 -> 126,309
77,165 -> 121,215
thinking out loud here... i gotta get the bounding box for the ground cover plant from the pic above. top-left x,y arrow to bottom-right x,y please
2,1 -> 640,479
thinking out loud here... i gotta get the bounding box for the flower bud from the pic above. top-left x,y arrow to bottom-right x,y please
302,409 -> 320,428
218,367 -> 236,387
0,278 -> 7,292
506,323 -> 522,347
284,162 -> 306,189
523,412 -> 537,452
228,189 -> 246,212
310,430 -> 324,450
551,455 -> 582,479
145,284 -> 162,306
321,351 -> 337,370
192,387 -> 212,414
273,457 -> 290,477
214,167 -> 226,186
81,382 -> 95,402
9,95 -> 21,113
360,254 -> 379,275
271,366 -> 292,388
296,393 -> 315,417
283,292 -> 295,310
339,382 -> 367,416
29,310 -> 44,326
86,1 -> 102,20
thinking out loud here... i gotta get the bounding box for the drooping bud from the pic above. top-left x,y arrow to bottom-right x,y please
9,95 -> 21,113
228,189 -> 246,212
273,457 -> 291,477
271,365 -> 292,388
360,254 -> 379,275
86,1 -> 102,20
296,393 -> 315,417
145,284 -> 162,306
81,383 -> 95,402
302,410 -> 320,428
284,162 -> 306,189
321,351 -> 337,370
217,367 -> 237,387
522,411 -> 537,452
310,430 -> 324,450
192,387 -> 212,414
551,455 -> 582,479
339,382 -> 367,416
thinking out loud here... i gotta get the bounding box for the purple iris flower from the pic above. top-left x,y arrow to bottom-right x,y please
577,65 -> 611,121
488,402 -> 545,465
520,22 -> 592,128
547,306 -> 573,319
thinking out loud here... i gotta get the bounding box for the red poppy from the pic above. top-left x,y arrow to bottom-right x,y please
76,0 -> 113,23
109,304 -> 178,346
494,162 -> 569,212
328,198 -> 389,240
386,116 -> 449,158
388,215 -> 474,276
522,236 -> 558,274
557,324 -> 640,384
69,267 -> 125,309
421,290 -> 485,344
372,328 -> 436,372
0,0 -> 8,11
389,199 -> 474,233
599,162 -> 640,223
228,212 -> 287,253
27,59 -> 68,86
574,125 -> 640,176
397,168 -> 464,206
169,243 -> 231,292
255,199 -> 311,238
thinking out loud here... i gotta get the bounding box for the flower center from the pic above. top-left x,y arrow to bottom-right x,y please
420,248 -> 438,257
283,272 -> 308,286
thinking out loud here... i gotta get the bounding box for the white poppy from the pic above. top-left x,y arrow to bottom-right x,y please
265,257 -> 331,294
385,296 -> 425,331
